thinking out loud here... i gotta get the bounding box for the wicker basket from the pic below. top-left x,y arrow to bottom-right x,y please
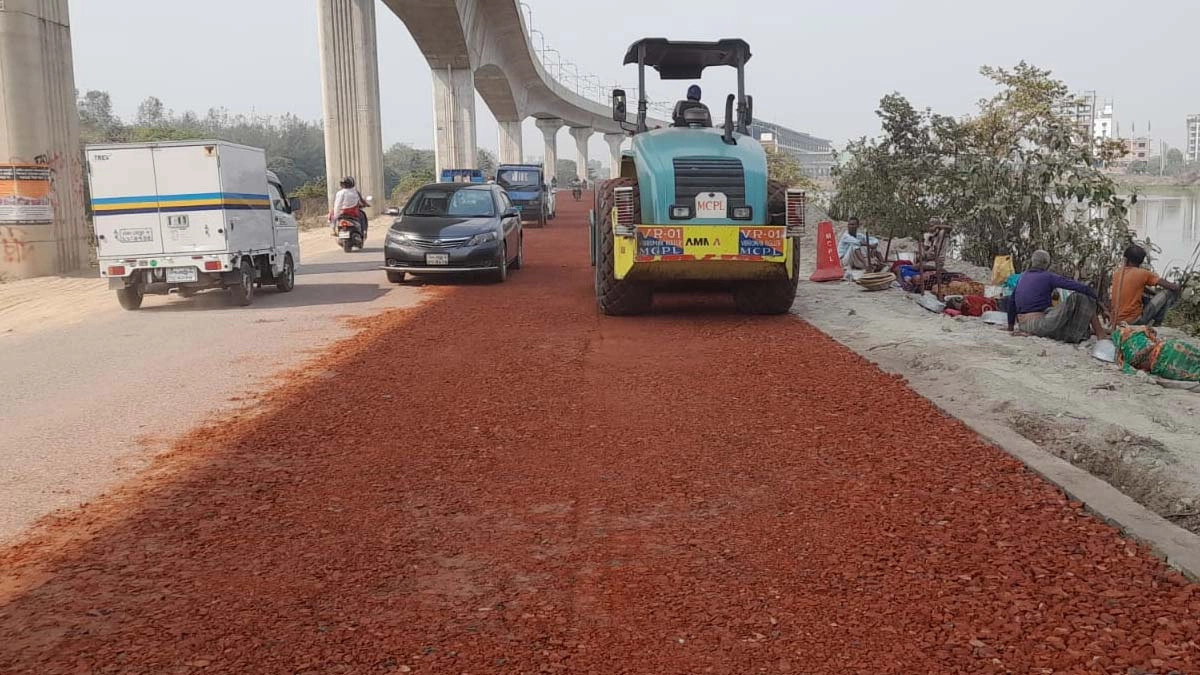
855,272 -> 896,292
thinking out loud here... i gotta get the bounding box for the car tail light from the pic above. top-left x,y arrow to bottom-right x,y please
786,190 -> 806,236
204,261 -> 222,271
613,186 -> 636,236
107,265 -> 126,276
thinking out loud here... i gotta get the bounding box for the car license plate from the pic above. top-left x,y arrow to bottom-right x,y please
337,230 -> 351,239
426,253 -> 449,265
166,266 -> 198,283
695,192 -> 727,219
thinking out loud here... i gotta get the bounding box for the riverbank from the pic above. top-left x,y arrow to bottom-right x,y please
794,223 -> 1200,536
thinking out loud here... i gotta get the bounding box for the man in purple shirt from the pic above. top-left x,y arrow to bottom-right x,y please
1007,250 -> 1107,343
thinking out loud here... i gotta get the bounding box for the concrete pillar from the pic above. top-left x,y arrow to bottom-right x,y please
497,120 -> 523,165
535,118 -> 563,185
569,126 -> 593,184
318,0 -> 385,214
603,133 -> 626,179
431,67 -> 477,177
0,0 -> 87,278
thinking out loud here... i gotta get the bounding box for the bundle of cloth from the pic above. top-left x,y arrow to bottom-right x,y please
1112,325 -> 1200,382
945,295 -> 998,317
899,270 -> 975,294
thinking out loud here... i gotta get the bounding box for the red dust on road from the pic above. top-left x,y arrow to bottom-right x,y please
0,194 -> 1198,673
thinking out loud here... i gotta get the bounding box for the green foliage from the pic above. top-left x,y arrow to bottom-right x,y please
556,159 -> 578,186
383,143 -> 435,196
766,148 -> 819,192
77,92 -> 325,193
834,62 -> 1135,283
291,177 -> 327,200
477,148 -> 497,179
389,169 -> 435,204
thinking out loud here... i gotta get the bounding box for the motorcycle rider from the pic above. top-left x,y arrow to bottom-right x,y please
329,176 -> 368,239
570,177 -> 583,201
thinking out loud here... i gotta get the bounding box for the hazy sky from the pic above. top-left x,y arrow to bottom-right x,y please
70,0 -> 1200,162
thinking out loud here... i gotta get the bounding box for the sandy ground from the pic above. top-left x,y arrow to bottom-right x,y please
794,221 -> 1200,531
0,228 -> 426,543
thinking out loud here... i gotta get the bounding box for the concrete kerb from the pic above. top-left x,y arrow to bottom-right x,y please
825,331 -> 1200,581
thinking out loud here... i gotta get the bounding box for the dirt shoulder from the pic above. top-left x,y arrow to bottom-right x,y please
794,224 -> 1200,534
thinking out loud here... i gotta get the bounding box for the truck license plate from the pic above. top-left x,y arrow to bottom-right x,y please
426,253 -> 449,265
166,267 -> 198,283
695,192 -> 727,219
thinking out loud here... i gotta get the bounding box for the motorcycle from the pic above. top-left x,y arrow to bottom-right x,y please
333,195 -> 372,253
572,185 -> 582,201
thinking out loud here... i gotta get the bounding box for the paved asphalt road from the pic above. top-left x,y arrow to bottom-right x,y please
0,232 -> 424,542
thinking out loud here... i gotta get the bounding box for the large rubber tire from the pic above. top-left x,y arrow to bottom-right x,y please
386,270 -> 406,284
767,178 -> 789,226
733,256 -> 799,315
116,284 -> 144,310
229,259 -> 255,307
275,253 -> 296,292
595,177 -> 652,315
492,244 -> 509,283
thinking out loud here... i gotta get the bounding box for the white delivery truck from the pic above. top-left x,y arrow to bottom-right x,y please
87,140 -> 301,309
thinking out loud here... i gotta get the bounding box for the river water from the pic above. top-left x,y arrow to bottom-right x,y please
1127,186 -> 1200,274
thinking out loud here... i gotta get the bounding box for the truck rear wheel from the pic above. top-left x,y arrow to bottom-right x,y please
229,259 -> 255,307
595,177 -> 652,315
116,284 -> 144,311
732,255 -> 799,315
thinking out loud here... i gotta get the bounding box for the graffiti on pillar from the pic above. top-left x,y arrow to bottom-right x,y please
0,226 -> 35,265
0,162 -> 55,224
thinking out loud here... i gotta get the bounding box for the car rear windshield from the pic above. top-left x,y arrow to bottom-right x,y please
497,169 -> 541,191
404,188 -> 495,218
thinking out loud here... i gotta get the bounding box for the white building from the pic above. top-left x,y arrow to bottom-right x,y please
1094,103 -> 1114,142
1188,114 -> 1200,163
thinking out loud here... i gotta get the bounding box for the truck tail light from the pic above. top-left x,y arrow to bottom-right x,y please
786,189 -> 806,236
204,261 -> 222,271
613,186 -> 636,237
107,265 -> 126,276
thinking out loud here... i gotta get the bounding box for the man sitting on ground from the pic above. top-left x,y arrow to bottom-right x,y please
838,217 -> 884,272
1007,249 -> 1107,343
1110,243 -> 1180,327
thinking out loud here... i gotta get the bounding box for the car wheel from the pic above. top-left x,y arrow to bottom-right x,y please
386,270 -> 405,284
493,244 -> 508,283
511,235 -> 524,270
275,253 -> 296,292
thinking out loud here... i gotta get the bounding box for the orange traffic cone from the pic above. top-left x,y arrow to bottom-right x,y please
809,221 -> 844,282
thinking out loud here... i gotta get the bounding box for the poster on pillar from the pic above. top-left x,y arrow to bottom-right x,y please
0,164 -> 54,224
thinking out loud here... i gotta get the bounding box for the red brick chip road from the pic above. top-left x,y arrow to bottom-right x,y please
1,195 -> 1197,674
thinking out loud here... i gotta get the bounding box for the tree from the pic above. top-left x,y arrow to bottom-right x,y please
135,96 -> 166,127
477,148 -> 497,178
77,90 -> 124,143
390,169 -> 435,204
833,62 -> 1135,284
1167,148 -> 1184,167
765,148 -> 819,191
555,159 -> 578,185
